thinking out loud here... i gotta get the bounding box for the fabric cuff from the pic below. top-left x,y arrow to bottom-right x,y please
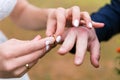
0,0 -> 17,20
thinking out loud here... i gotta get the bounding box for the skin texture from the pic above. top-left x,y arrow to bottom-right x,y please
10,0 -> 104,37
0,0 -> 104,78
58,27 -> 100,68
0,35 -> 55,78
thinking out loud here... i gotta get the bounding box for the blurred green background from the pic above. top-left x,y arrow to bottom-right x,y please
0,0 -> 120,80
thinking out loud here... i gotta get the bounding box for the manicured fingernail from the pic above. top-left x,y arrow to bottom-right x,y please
46,37 -> 55,44
45,40 -> 51,45
46,45 -> 50,51
73,20 -> 79,27
88,22 -> 92,28
56,36 -> 61,43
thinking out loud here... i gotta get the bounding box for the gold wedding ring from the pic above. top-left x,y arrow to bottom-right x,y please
25,64 -> 30,69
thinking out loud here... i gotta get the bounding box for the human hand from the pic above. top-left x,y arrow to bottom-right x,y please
46,6 -> 104,43
58,27 -> 100,68
0,35 -> 55,78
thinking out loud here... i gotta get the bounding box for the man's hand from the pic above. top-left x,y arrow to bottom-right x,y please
58,27 -> 100,68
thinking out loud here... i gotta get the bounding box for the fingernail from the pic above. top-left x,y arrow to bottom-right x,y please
45,40 -> 51,45
46,37 -> 55,44
75,57 -> 82,65
73,20 -> 79,27
88,22 -> 92,28
56,36 -> 61,43
46,45 -> 50,51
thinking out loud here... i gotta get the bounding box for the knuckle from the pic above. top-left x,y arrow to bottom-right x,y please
67,28 -> 77,35
79,27 -> 88,33
69,27 -> 77,31
57,7 -> 65,11
2,51 -> 13,59
83,11 -> 89,15
73,6 -> 80,9
10,38 -> 17,41
56,7 -> 65,14
48,11 -> 55,19
69,27 -> 76,33
69,27 -> 79,34
69,27 -> 89,36
3,63 -> 14,72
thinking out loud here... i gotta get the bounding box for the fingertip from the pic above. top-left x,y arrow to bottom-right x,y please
58,47 -> 66,54
32,35 -> 41,41
91,58 -> 99,68
97,23 -> 105,27
73,19 -> 79,27
101,23 -> 105,27
74,57 -> 83,66
57,51 -> 66,55
92,21 -> 105,28
88,22 -> 93,29
94,62 -> 99,68
71,6 -> 80,27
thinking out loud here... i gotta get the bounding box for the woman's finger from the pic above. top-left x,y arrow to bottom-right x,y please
54,7 -> 66,38
80,12 -> 93,28
32,35 -> 41,41
66,6 -> 80,27
14,48 -> 46,68
71,6 -> 80,27
12,60 -> 38,78
46,11 -> 57,36
13,37 -> 55,57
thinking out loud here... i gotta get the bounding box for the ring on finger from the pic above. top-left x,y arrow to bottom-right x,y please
25,64 -> 30,69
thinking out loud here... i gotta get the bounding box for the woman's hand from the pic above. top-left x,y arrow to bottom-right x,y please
0,35 -> 55,78
46,6 -> 104,42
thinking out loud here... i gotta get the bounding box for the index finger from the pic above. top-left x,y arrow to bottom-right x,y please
54,8 -> 66,37
14,37 -> 55,57
46,12 -> 56,36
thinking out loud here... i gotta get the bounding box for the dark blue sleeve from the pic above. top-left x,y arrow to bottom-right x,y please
91,0 -> 120,42
70,0 -> 120,53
